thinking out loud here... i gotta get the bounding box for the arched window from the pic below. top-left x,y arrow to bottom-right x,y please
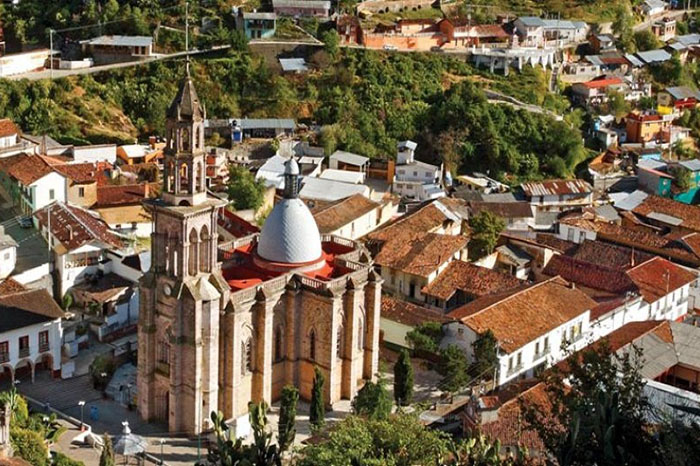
158,337 -> 170,364
242,339 -> 252,375
309,329 -> 316,362
357,318 -> 364,351
188,228 -> 198,276
181,128 -> 190,151
195,161 -> 203,193
336,326 -> 343,359
274,326 -> 283,362
199,225 -> 209,273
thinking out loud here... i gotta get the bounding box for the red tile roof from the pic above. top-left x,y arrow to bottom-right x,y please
380,295 -> 450,327
312,193 -> 381,234
218,208 -> 260,238
603,320 -> 672,352
625,256 -> 697,303
34,202 -> 124,251
543,254 -> 636,295
468,201 -> 533,219
0,278 -> 27,296
49,161 -> 100,184
374,232 -> 468,278
449,277 -> 596,353
96,183 -> 155,207
421,260 -> 522,301
0,118 -> 19,138
581,77 -> 624,89
632,194 -> 700,232
6,154 -> 57,185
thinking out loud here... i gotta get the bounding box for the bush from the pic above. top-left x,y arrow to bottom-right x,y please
11,427 -> 49,466
406,321 -> 443,353
90,355 -> 116,390
53,452 -> 86,466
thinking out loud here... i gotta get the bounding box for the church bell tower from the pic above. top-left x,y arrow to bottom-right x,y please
138,63 -> 228,435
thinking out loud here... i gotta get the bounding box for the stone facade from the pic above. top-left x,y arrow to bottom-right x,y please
138,70 -> 381,436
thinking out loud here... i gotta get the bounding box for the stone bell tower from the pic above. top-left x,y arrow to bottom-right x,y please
138,63 -> 229,435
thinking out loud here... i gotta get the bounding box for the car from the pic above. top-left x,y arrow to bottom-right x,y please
430,46 -> 444,53
18,216 -> 33,228
382,44 -> 398,51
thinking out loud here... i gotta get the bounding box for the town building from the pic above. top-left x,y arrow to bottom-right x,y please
392,141 -> 444,201
0,279 -> 64,383
231,118 -> 295,142
658,86 -> 700,111
138,71 -> 381,436
272,0 -> 330,17
328,150 -> 368,174
80,35 -> 154,65
117,142 -> 163,165
513,17 -> 545,47
625,112 -> 674,143
311,193 -> 395,240
589,34 -> 616,54
571,77 -> 625,107
0,119 -> 23,157
3,154 -> 66,220
34,201 -> 125,299
0,227 -> 17,280
380,295 -> 449,350
651,17 -> 676,42
237,11 -> 276,40
641,0 -> 668,17
519,179 -> 593,212
298,176 -> 371,206
94,184 -> 155,238
444,277 -> 596,386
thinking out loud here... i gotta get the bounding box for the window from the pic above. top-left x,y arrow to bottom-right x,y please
3,252 -> 8,260
516,352 -> 522,367
78,187 -> 85,198
0,341 -> 8,361
274,326 -> 283,362
544,336 -> 549,350
49,189 -> 55,200
425,171 -> 431,177
39,331 -> 49,351
158,338 -> 170,364
508,357 -> 513,370
413,171 -> 418,177
242,339 -> 253,374
535,341 -> 540,355
309,330 -> 316,361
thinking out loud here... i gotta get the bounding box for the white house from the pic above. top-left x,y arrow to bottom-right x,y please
328,150 -> 369,173
514,17 -> 545,47
4,154 -> 67,220
0,226 -> 17,279
642,0 -> 668,17
0,119 -> 21,156
443,277 -> 596,386
393,141 -> 444,202
72,144 -> 117,164
34,202 -> 125,298
520,179 -> 593,212
0,282 -> 64,383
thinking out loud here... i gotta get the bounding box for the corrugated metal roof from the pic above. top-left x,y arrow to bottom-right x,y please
542,19 -> 576,30
233,118 -> 295,130
679,159 -> 700,171
319,168 -> 363,184
671,320 -> 700,369
279,58 -> 308,72
676,34 -> 700,46
298,177 -> 369,201
667,42 -> 688,51
636,49 -> 672,64
644,379 -> 700,426
398,140 -> 417,151
329,150 -> 369,166
613,189 -> 649,211
517,16 -> 545,27
520,179 -> 592,197
647,211 -> 683,226
624,53 -> 644,67
666,86 -> 700,101
272,0 -> 330,8
82,35 -> 152,47
243,11 -> 277,19
638,158 -> 667,170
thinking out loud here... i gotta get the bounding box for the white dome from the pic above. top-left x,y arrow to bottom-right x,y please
257,198 -> 323,264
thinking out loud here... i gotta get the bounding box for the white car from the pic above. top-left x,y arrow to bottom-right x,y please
383,44 -> 398,51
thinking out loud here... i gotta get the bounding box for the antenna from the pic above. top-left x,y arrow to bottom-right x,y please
185,1 -> 189,55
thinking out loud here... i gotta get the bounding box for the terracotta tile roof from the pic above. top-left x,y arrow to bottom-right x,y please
34,202 -> 124,252
625,256 -> 697,303
570,240 -> 654,270
0,288 -> 64,332
449,277 -> 596,353
374,232 -> 468,278
590,295 -> 633,321
542,254 -> 636,294
421,260 -> 522,301
48,161 -> 100,184
367,200 -> 458,243
0,278 -> 27,296
218,208 -> 259,238
520,179 -> 593,197
603,320 -> 672,352
581,77 -> 624,89
680,232 -> 700,256
533,233 -> 578,253
0,153 -> 24,173
468,201 -> 534,219
6,154 -> 57,185
0,118 -> 19,138
312,193 -> 380,234
471,381 -> 553,453
632,195 -> 700,232
96,183 -> 155,207
380,295 -> 450,327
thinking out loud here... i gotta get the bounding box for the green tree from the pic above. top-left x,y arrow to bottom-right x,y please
438,345 -> 471,396
393,349 -> 414,406
277,385 -> 298,452
351,376 -> 392,420
99,433 -> 115,466
321,29 -> 340,60
670,165 -> 692,192
227,165 -> 266,211
468,211 -> 505,259
522,341 -> 656,466
406,321 -> 443,353
633,29 -> 660,52
612,4 -> 636,53
309,366 -> 325,432
11,428 -> 48,466
606,90 -> 631,119
296,412 -> 451,466
470,329 -> 498,379
53,452 -> 86,466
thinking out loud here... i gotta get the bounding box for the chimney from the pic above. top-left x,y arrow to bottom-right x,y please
569,281 -> 576,290
143,183 -> 149,198
67,224 -> 73,241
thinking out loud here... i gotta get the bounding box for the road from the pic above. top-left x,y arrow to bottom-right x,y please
633,9 -> 692,31
485,89 -> 564,121
5,45 -> 230,81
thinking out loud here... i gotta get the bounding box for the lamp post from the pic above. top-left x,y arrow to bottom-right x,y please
159,438 -> 165,465
78,400 -> 85,431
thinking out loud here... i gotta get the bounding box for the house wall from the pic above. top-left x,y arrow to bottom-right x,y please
356,0 -> 433,14
0,50 -> 50,77
589,298 -> 645,340
72,144 -> 117,164
330,203 -> 396,240
0,134 -> 18,149
0,244 -> 16,279
362,33 -> 443,51
557,223 -> 598,244
0,319 -> 63,376
379,318 -> 413,349
67,181 -> 97,208
54,244 -> 106,298
24,172 -> 66,219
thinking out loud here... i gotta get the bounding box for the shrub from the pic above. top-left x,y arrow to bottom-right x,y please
11,427 -> 49,466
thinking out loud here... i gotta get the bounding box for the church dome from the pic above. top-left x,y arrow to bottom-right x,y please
256,159 -> 322,265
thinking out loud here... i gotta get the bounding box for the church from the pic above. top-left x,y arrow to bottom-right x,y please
137,68 -> 382,436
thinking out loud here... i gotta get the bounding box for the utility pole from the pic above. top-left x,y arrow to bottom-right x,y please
185,0 -> 189,54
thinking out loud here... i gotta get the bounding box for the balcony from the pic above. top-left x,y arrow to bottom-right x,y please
506,363 -> 524,376
0,352 -> 9,364
19,347 -> 29,358
39,342 -> 50,353
533,346 -> 550,361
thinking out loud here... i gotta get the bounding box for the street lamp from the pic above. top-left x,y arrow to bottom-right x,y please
78,400 -> 85,431
158,438 -> 165,465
